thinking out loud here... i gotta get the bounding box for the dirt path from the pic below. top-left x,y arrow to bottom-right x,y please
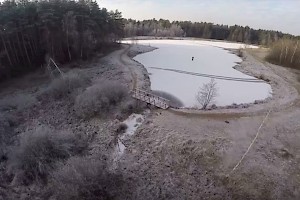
120,46 -> 138,89
100,44 -> 155,91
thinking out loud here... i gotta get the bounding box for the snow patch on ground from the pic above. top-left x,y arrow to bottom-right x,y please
113,112 -> 147,161
122,114 -> 144,136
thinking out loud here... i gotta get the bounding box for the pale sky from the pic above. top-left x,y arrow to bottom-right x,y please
98,0 -> 300,36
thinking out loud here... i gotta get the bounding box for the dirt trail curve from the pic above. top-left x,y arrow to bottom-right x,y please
120,45 -> 138,89
102,44 -> 155,91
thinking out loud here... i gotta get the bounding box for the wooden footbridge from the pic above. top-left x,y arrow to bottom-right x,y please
131,89 -> 170,109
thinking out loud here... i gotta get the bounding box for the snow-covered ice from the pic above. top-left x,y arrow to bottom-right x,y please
133,40 -> 271,107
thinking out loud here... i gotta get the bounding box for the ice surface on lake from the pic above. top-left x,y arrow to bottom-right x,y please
134,40 -> 271,107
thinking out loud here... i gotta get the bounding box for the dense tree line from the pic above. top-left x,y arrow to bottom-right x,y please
0,0 -> 124,81
124,18 -> 295,46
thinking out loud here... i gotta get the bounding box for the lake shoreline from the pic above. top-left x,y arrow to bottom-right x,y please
123,41 -> 298,115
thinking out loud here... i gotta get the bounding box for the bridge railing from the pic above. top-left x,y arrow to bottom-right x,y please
131,89 -> 170,109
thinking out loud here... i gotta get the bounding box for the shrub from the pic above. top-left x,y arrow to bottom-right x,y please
121,99 -> 147,114
0,114 -> 11,159
48,157 -> 126,200
237,48 -> 243,57
116,123 -> 128,134
8,126 -> 87,184
74,82 -> 130,119
0,93 -> 36,112
42,70 -> 90,99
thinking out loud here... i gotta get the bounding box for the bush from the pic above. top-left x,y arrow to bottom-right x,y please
8,126 -> 87,184
43,70 -> 90,99
121,99 -> 147,114
0,114 -> 11,159
48,157 -> 126,200
116,123 -> 128,134
237,48 -> 243,57
74,82 -> 130,119
0,93 -> 36,112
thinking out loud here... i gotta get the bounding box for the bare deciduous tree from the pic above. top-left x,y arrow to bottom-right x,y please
196,78 -> 218,109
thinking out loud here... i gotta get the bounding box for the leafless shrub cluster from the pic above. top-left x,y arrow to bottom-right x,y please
120,98 -> 147,115
48,157 -> 127,200
237,48 -> 243,57
7,126 -> 87,184
42,70 -> 90,99
267,39 -> 300,69
116,123 -> 128,134
74,82 -> 130,119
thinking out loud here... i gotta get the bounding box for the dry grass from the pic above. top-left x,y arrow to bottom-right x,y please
120,98 -> 147,115
0,93 -> 36,112
0,113 -> 20,160
7,126 -> 87,184
74,82 -> 130,119
48,157 -> 127,200
267,39 -> 300,69
42,70 -> 91,100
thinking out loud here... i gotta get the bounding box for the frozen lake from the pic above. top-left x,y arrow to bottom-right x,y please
133,40 -> 272,108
